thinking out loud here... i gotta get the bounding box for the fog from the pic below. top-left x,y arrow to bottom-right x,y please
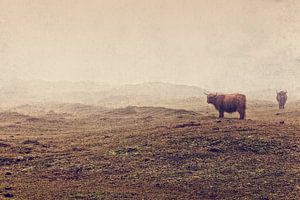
0,0 -> 300,92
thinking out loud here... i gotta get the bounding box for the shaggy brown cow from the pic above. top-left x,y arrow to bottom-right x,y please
205,93 -> 246,119
276,90 -> 287,109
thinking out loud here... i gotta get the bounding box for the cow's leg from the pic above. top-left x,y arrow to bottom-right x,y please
280,103 -> 284,109
237,107 -> 245,119
219,111 -> 224,118
239,110 -> 245,119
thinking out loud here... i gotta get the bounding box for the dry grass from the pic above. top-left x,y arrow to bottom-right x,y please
0,103 -> 299,199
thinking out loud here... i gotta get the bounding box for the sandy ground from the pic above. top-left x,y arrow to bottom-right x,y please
0,102 -> 299,199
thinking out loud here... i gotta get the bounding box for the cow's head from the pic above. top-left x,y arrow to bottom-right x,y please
204,92 -> 218,104
277,90 -> 287,96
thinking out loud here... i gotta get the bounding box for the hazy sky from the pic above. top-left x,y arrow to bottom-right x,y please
0,0 -> 300,91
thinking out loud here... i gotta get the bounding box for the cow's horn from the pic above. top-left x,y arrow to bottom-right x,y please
203,92 -> 209,95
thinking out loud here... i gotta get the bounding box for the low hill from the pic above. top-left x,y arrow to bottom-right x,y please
9,103 -> 107,116
0,80 -> 207,107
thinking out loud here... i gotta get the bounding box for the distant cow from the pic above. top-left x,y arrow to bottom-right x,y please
276,90 -> 287,109
205,93 -> 246,119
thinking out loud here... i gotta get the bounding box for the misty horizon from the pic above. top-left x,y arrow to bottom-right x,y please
0,78 -> 299,109
0,78 -> 298,92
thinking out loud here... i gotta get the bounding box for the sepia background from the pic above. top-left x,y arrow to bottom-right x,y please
0,0 -> 299,97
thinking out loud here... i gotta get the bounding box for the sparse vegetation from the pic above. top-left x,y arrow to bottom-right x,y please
0,103 -> 299,199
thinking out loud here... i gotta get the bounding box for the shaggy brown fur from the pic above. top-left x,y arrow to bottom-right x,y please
206,93 -> 246,119
276,91 -> 287,109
